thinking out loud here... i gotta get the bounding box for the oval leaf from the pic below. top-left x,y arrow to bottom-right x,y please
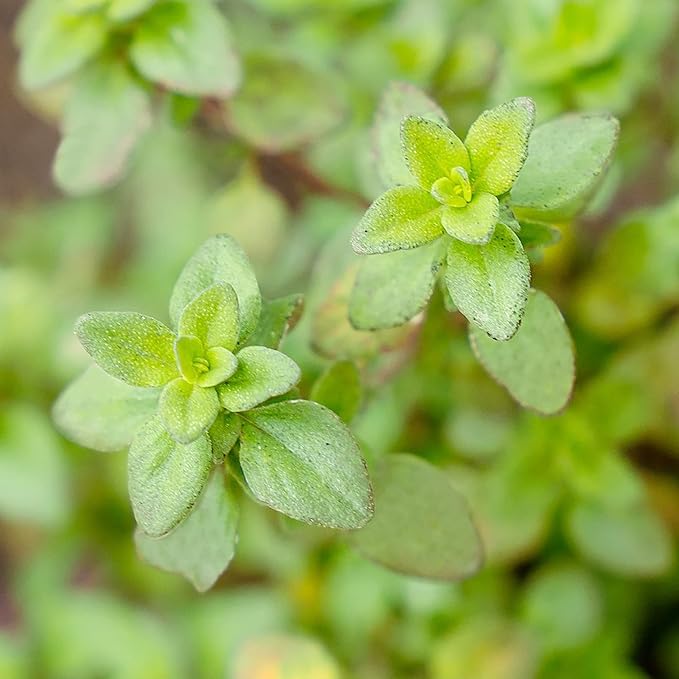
348,454 -> 483,580
135,469 -> 239,591
239,400 -> 373,529
445,224 -> 531,340
469,289 -> 575,414
128,416 -> 212,537
158,378 -> 219,444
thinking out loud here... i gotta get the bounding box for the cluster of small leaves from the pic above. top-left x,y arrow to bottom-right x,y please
55,235 -> 374,590
350,82 -> 619,414
15,0 -> 240,194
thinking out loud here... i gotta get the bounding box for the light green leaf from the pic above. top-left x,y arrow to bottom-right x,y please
18,9 -> 106,90
197,347 -> 239,388
372,81 -> 447,189
469,290 -> 574,414
108,0 -> 157,22
128,415 -> 212,536
465,98 -> 536,196
170,235 -> 261,344
239,400 -> 373,529
129,0 -> 240,97
178,282 -> 239,351
54,62 -> 152,195
567,501 -> 673,577
226,53 -> 344,152
349,454 -> 482,580
441,192 -> 499,244
246,294 -> 304,349
445,224 -> 530,340
511,113 -> 620,221
75,311 -> 178,387
159,378 -> 219,444
310,361 -> 362,423
351,186 -> 443,255
208,412 -> 241,463
519,562 -> 602,653
53,365 -> 160,452
349,239 -> 445,330
218,346 -> 301,412
135,469 -> 239,591
401,116 -> 470,190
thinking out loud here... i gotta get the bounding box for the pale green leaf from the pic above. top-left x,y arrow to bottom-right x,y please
135,469 -> 239,591
310,361 -> 362,423
245,293 -> 304,350
53,365 -> 160,452
401,116 -> 470,189
54,62 -> 152,195
465,98 -> 536,196
130,0 -> 240,97
349,239 -> 445,330
469,290 -> 574,414
197,347 -> 239,388
208,412 -> 241,463
128,415 -> 212,536
75,311 -> 178,387
372,80 -> 447,189
226,53 -> 344,152
351,186 -> 443,255
178,282 -> 239,351
567,501 -> 673,577
218,346 -> 301,412
511,113 -> 620,221
159,378 -> 219,444
170,235 -> 261,344
445,224 -> 531,341
441,192 -> 499,244
348,454 -> 482,580
18,9 -> 106,90
108,0 -> 157,22
174,334 -> 204,384
239,400 -> 373,529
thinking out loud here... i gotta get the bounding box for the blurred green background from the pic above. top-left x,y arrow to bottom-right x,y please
1,0 -> 679,677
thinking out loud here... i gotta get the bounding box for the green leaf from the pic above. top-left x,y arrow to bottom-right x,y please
226,53 -> 344,152
469,290 -> 574,414
349,239 -> 445,330
218,346 -> 301,412
444,224 -> 530,341
441,192 -> 499,244
128,415 -> 212,536
348,454 -> 482,580
129,0 -> 240,97
75,311 -> 178,387
518,221 -> 561,250
465,98 -> 536,196
567,501 -> 673,577
401,116 -> 470,190
108,0 -> 157,22
177,282 -> 240,351
519,562 -> 602,653
238,400 -> 373,529
135,469 -> 239,591
53,365 -> 160,452
170,235 -> 261,345
372,81 -> 447,189
54,62 -> 153,195
351,186 -> 443,255
511,113 -> 620,221
198,347 -> 239,388
310,361 -> 362,423
208,412 -> 241,463
18,8 -> 106,90
158,378 -> 219,444
245,294 -> 304,349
